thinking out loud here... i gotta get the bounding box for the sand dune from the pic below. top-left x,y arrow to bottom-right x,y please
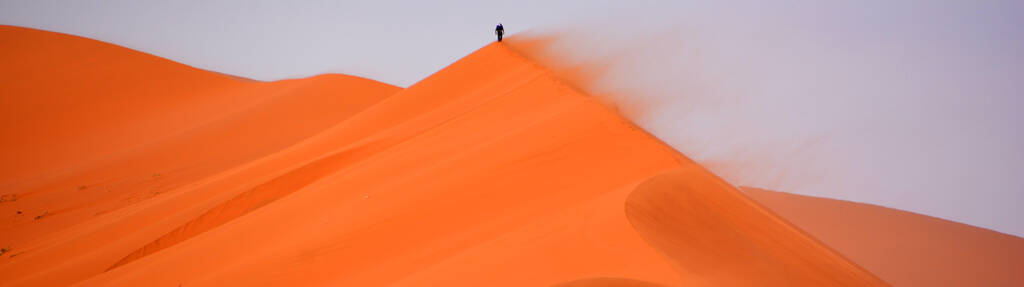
744,188 -> 1024,286
0,26 -> 399,286
0,25 -> 1019,286
626,171 -> 885,286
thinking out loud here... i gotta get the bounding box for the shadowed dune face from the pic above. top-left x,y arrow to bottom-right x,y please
744,188 -> 1024,287
625,170 -> 887,286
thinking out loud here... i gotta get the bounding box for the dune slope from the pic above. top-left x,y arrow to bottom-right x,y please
0,26 -> 400,286
744,188 -> 1024,287
625,170 -> 886,286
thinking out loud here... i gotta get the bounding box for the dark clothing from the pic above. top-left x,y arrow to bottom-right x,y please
495,24 -> 504,42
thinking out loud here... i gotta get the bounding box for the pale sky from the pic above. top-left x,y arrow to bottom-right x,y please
2,1 -> 1023,237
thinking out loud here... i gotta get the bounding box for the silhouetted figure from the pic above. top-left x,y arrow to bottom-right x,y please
495,23 -> 504,42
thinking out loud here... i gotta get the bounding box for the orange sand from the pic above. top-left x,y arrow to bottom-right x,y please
744,188 -> 1024,286
0,25 -> 1018,286
626,171 -> 885,286
0,25 -> 399,285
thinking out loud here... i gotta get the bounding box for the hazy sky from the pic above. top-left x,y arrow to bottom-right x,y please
2,1 -> 1023,237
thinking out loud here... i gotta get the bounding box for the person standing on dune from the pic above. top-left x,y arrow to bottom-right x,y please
495,23 -> 504,42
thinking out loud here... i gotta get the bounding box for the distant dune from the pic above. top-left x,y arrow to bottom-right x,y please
0,25 -> 1019,286
0,25 -> 399,286
744,188 -> 1024,286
